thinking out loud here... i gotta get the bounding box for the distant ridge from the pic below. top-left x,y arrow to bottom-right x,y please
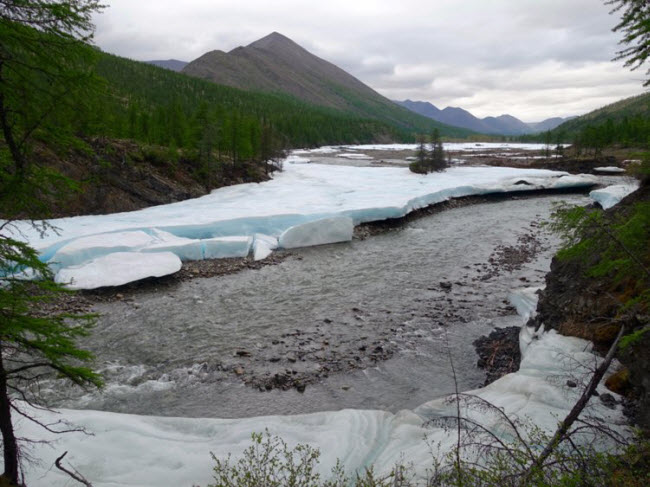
146,59 -> 188,72
181,32 -> 473,137
395,99 -> 572,135
551,91 -> 649,137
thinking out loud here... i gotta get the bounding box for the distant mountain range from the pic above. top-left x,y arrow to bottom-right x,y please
147,34 -> 573,137
174,32 -> 472,137
395,99 -> 573,135
145,59 -> 188,72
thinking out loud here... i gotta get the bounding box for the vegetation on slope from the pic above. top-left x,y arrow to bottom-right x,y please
182,32 -> 474,138
4,42 -> 443,217
519,92 -> 649,153
90,52 -> 417,151
539,159 -> 649,426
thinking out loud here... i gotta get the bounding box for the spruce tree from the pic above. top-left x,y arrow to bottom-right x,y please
0,2 -> 105,483
428,129 -> 447,172
409,134 -> 429,174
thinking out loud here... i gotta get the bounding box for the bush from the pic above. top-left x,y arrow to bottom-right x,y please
209,430 -> 415,487
409,160 -> 428,174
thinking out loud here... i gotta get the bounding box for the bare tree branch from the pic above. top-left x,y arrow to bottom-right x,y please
55,451 -> 93,486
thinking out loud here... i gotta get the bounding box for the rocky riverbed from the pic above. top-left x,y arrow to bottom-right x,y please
39,192 -> 595,419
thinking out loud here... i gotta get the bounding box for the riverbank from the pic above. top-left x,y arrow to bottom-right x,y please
41,192 -> 589,419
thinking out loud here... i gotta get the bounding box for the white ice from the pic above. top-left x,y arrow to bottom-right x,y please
15,288 -> 628,487
508,286 -> 541,321
55,251 -> 182,290
336,153 -> 373,160
279,216 -> 354,249
589,182 -> 640,209
252,234 -> 278,261
202,236 -> 253,259
593,166 -> 626,174
11,153 -> 597,289
336,143 -> 569,152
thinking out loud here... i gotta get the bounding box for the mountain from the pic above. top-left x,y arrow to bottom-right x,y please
552,92 -> 650,137
397,99 -> 442,120
182,32 -> 472,137
395,99 -> 571,135
528,117 -> 575,132
93,52 -> 417,150
145,59 -> 188,72
482,114 -> 532,135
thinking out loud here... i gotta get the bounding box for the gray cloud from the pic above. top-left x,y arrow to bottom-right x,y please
92,0 -> 646,121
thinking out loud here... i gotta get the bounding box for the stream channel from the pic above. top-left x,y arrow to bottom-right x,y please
47,193 -> 592,419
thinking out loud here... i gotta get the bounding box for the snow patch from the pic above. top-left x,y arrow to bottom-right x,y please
508,287 -> 540,321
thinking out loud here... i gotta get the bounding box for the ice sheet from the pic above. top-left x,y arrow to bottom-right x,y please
12,157 -> 596,289
279,216 -> 354,249
589,182 -> 640,209
336,153 -> 373,160
594,166 -> 626,174
55,251 -> 182,290
508,287 -> 541,321
335,143 -> 569,152
252,234 -> 278,261
13,271 -> 628,486
15,324 -> 627,487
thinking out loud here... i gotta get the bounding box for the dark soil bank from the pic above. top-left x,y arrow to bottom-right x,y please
473,327 -> 521,385
529,183 -> 649,428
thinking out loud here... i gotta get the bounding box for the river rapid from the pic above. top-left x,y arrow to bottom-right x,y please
46,192 -> 592,418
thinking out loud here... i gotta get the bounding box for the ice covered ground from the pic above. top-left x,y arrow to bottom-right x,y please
589,181 -> 640,209
17,289 -> 628,487
296,143 -> 568,153
13,158 -> 597,289
594,166 -> 626,174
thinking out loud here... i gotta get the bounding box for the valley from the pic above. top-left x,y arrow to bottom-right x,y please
0,2 -> 648,486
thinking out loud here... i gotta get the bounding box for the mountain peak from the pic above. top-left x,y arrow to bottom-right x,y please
248,32 -> 298,50
182,36 -> 470,136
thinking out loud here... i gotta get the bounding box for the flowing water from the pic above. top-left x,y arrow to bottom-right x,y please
48,193 -> 591,418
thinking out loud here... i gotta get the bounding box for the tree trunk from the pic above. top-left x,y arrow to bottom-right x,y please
0,61 -> 26,180
0,349 -> 19,485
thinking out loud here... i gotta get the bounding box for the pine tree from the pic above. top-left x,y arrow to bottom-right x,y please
0,2 -> 105,484
606,0 -> 650,86
428,128 -> 447,172
409,134 -> 429,174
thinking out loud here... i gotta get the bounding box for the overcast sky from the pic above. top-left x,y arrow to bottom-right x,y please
93,0 -> 647,122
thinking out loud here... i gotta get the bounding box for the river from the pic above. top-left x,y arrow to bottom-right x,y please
46,192 -> 592,418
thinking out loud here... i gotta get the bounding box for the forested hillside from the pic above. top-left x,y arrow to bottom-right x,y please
517,92 -> 649,152
551,92 -> 649,149
85,53 -> 417,152
182,32 -> 472,138
6,40 -> 463,217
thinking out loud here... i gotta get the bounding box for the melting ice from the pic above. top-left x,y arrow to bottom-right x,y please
15,289 -> 628,487
13,158 -> 597,289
